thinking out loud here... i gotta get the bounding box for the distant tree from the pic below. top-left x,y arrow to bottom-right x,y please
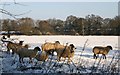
10,20 -> 19,31
32,27 -> 42,35
64,15 -> 78,35
85,14 -> 103,35
72,18 -> 84,35
93,15 -> 103,35
115,16 -> 120,35
18,18 -> 34,35
85,14 -> 92,35
2,19 -> 11,33
38,20 -> 54,35
102,18 -> 111,35
47,18 -> 64,35
108,16 -> 120,35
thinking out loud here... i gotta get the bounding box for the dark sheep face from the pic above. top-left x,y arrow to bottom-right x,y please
24,44 -> 29,48
3,36 -> 6,39
34,47 -> 41,51
69,44 -> 76,49
107,46 -> 113,50
69,44 -> 76,53
19,41 -> 24,45
55,41 -> 60,44
7,34 -> 10,38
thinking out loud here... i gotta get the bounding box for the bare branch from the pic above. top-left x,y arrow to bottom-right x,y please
13,0 -> 27,6
0,8 -> 17,19
0,0 -> 30,19
14,10 -> 31,16
0,3 -> 10,6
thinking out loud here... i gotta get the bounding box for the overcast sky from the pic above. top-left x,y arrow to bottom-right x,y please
0,0 -> 119,20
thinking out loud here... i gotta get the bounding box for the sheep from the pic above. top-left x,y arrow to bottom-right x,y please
41,41 -> 76,63
17,46 -> 41,63
55,43 -> 76,63
93,45 -> 113,59
7,41 -> 24,54
7,41 -> 28,55
41,41 -> 60,55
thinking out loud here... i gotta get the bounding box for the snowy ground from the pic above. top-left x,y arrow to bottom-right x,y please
0,35 -> 119,74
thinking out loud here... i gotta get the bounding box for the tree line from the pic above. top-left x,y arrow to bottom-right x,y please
0,14 -> 120,35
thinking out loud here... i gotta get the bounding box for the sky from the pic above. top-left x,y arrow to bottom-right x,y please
0,0 -> 119,20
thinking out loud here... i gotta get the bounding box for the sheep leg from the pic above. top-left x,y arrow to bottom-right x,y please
19,57 -> 24,63
59,56 -> 61,61
57,56 -> 61,61
63,58 -> 66,61
21,58 -> 24,63
67,58 -> 71,64
7,48 -> 10,54
19,57 -> 21,63
29,57 -> 33,63
51,50 -> 54,56
97,54 -> 99,59
19,57 -> 22,63
102,54 -> 104,59
104,55 -> 106,59
12,51 -> 15,55
102,54 -> 106,59
94,54 -> 97,59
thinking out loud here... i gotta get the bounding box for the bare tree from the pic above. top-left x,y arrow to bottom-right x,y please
0,0 -> 31,34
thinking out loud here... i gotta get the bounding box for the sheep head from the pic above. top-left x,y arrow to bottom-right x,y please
107,46 -> 113,50
69,44 -> 76,53
19,41 -> 24,45
34,47 -> 41,51
24,44 -> 29,48
55,41 -> 60,44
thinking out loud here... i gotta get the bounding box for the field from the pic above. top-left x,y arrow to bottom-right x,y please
0,35 -> 119,74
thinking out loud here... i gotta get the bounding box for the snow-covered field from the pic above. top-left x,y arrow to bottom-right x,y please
0,35 -> 119,74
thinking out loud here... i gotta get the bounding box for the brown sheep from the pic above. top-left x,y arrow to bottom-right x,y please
41,41 -> 60,55
42,41 -> 76,62
17,46 -> 41,63
7,41 -> 28,55
93,46 -> 113,59
35,51 -> 49,62
55,43 -> 76,63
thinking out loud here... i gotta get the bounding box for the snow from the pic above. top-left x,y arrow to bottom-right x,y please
0,35 -> 119,74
